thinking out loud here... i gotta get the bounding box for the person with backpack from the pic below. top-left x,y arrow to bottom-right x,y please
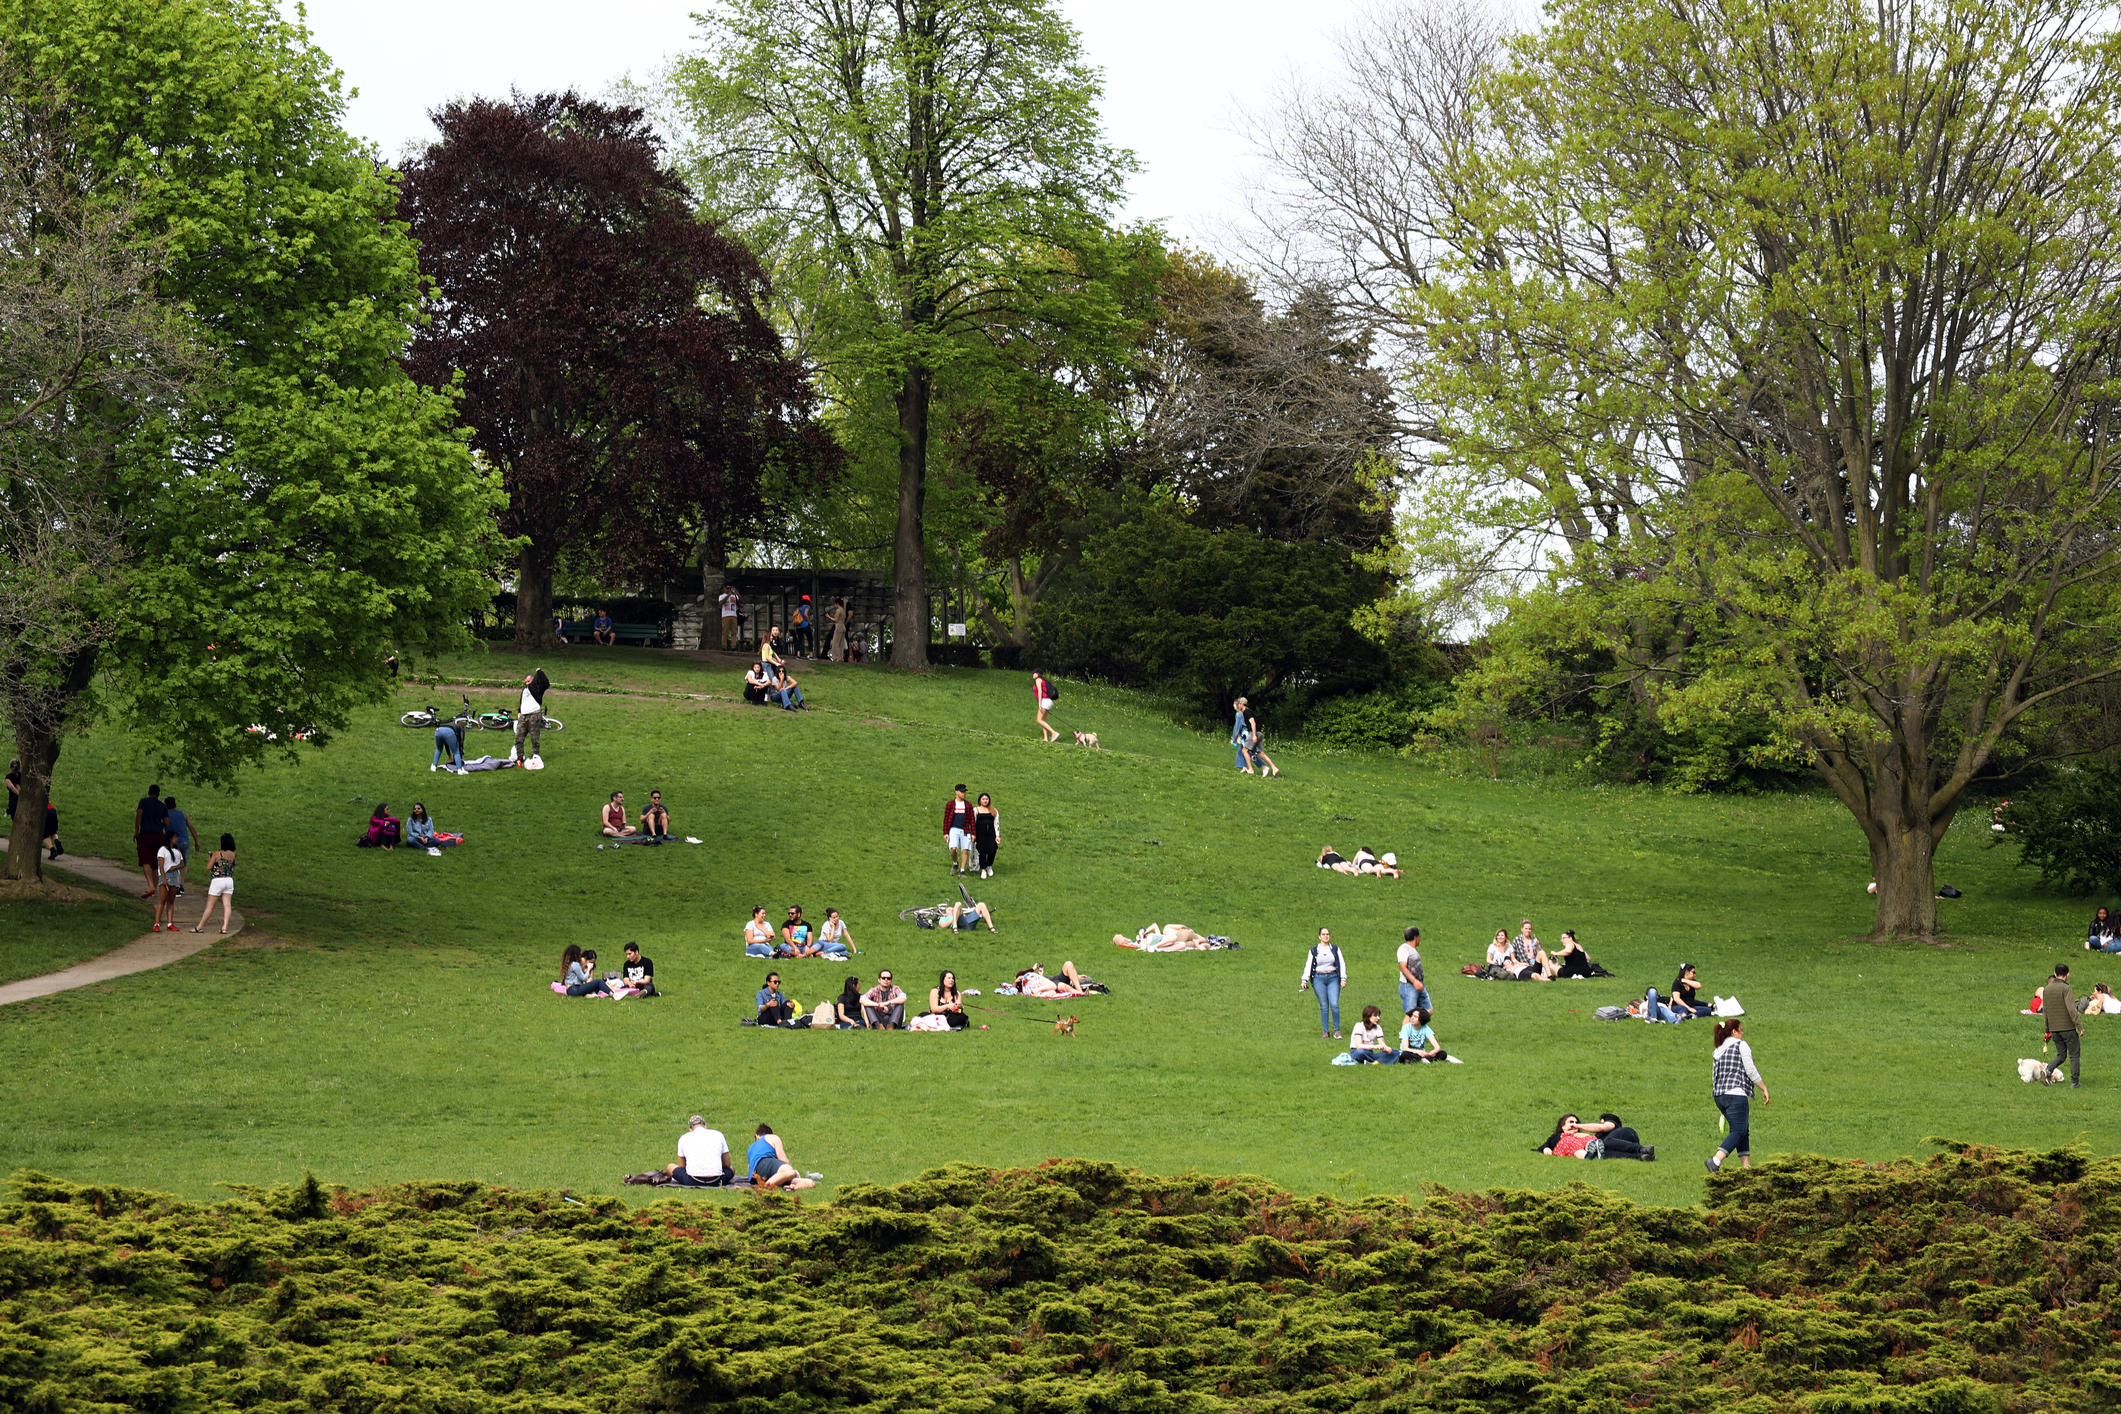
1297,928 -> 1347,1039
1033,670 -> 1060,742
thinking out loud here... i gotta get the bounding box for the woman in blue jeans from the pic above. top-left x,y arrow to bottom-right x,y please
1296,927 -> 1346,1039
1706,1019 -> 1771,1172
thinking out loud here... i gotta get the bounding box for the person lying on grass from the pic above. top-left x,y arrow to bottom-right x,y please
942,898 -> 998,933
1537,1112 -> 1653,1160
1013,962 -> 1092,997
1351,847 -> 1403,879
746,1124 -> 817,1189
1399,1008 -> 1457,1063
1626,988 -> 1686,1023
1113,923 -> 1214,950
601,791 -> 637,839
1316,845 -> 1358,873
1349,1006 -> 1397,1063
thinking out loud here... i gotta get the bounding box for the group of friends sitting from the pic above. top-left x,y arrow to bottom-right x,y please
1536,1112 -> 1655,1161
744,905 -> 854,958
742,656 -> 808,711
552,942 -> 657,998
599,789 -> 676,841
750,968 -> 978,1030
1111,923 -> 1232,951
1474,921 -> 1609,980
1316,845 -> 1403,878
1344,1005 -> 1458,1064
623,1116 -> 816,1190
359,801 -> 462,852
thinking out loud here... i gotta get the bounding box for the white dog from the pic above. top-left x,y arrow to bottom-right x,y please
2018,1057 -> 2061,1084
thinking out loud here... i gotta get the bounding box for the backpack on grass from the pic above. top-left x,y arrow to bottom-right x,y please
1594,1006 -> 1629,1021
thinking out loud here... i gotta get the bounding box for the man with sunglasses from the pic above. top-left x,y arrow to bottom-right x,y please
755,972 -> 794,1026
862,970 -> 908,1030
640,789 -> 672,840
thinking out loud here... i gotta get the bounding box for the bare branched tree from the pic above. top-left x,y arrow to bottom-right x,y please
0,63 -> 203,882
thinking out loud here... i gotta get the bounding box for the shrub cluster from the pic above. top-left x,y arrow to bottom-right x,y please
5,1144 -> 2118,1411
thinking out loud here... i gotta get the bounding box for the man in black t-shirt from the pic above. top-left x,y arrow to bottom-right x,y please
621,942 -> 657,996
133,784 -> 169,896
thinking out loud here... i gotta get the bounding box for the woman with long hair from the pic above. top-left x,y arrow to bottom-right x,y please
928,969 -> 970,1029
1032,670 -> 1060,742
827,595 -> 850,661
2090,905 -> 2120,953
366,802 -> 401,850
1706,1019 -> 1771,1172
191,834 -> 238,935
973,793 -> 1000,879
1348,1004 -> 1395,1063
558,944 -> 582,983
833,975 -> 864,1029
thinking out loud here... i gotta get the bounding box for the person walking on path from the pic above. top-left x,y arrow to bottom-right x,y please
827,595 -> 850,661
162,797 -> 193,893
944,784 -> 976,875
719,584 -> 742,649
1246,707 -> 1281,777
973,792 -> 1000,878
1033,671 -> 1060,741
513,669 -> 550,769
192,834 -> 237,935
1397,926 -> 1430,1016
2044,963 -> 2083,1087
1230,697 -> 1253,772
1705,1019 -> 1771,1172
1298,927 -> 1346,1039
151,834 -> 183,932
133,784 -> 169,897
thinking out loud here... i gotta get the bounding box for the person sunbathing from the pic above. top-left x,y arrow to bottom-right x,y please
941,898 -> 997,933
1537,1112 -> 1653,1160
1316,845 -> 1358,874
1112,923 -> 1214,950
1014,962 -> 1089,997
1351,847 -> 1403,879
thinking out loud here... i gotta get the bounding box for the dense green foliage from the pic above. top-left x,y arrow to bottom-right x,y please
2007,757 -> 2121,895
7,1142 -> 2119,1411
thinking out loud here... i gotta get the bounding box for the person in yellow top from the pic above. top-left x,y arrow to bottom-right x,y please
2042,964 -> 2082,1088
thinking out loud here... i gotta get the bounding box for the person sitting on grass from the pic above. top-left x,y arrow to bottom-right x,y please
817,907 -> 852,958
1348,1005 -> 1397,1063
746,1124 -> 817,1189
782,905 -> 820,956
743,662 -> 775,705
1398,1007 -> 1458,1062
744,906 -> 785,957
926,969 -> 972,1029
640,789 -> 671,840
1538,1112 -> 1653,1161
1670,962 -> 1713,1016
755,972 -> 794,1026
601,791 -> 637,839
2089,906 -> 2120,953
2079,981 -> 2121,1015
1550,930 -> 1599,978
563,946 -> 612,997
1511,920 -> 1556,980
1112,923 -> 1215,950
1316,845 -> 1358,874
405,802 -> 462,850
365,802 -> 401,851
621,941 -> 657,997
662,1116 -> 731,1186
768,661 -> 806,711
1014,962 -> 1092,997
862,970 -> 907,1029
942,897 -> 998,933
1352,847 -> 1403,879
832,976 -> 864,1029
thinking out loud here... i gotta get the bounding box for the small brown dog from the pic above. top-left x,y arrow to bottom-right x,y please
1053,1014 -> 1078,1036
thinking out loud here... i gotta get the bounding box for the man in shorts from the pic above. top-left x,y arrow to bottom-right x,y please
639,790 -> 671,839
663,1116 -> 731,1186
133,783 -> 168,897
601,791 -> 636,838
944,784 -> 975,875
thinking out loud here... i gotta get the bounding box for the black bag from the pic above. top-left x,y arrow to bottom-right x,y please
1937,884 -> 1963,898
787,1013 -> 813,1029
946,1012 -> 969,1029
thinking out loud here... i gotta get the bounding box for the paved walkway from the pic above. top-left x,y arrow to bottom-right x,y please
0,854 -> 245,1006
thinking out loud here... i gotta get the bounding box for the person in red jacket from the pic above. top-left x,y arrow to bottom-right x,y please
944,783 -> 975,875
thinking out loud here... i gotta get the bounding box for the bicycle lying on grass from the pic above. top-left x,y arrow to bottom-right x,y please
400,694 -> 565,734
901,882 -> 983,928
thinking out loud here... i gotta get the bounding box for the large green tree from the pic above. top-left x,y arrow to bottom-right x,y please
1409,0 -> 2121,936
0,0 -> 503,881
675,0 -> 1134,669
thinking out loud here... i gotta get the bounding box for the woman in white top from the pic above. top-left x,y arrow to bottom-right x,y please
1706,1019 -> 1771,1172
743,906 -> 778,956
1297,928 -> 1345,1039
818,908 -> 852,957
1348,1005 -> 1395,1063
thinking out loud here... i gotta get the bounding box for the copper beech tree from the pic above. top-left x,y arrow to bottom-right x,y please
399,93 -> 837,650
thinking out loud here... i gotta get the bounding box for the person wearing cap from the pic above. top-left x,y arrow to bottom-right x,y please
664,1116 -> 731,1186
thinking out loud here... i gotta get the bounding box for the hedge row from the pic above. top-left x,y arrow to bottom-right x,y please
4,1143 -> 2118,1412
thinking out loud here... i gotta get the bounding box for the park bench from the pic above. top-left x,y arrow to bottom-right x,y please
559,619 -> 668,647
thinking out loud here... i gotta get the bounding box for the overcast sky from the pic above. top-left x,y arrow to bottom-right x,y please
279,0 -> 1381,249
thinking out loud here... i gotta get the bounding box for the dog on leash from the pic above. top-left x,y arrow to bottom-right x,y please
2018,1057 -> 2062,1083
1053,1014 -> 1078,1036
1073,731 -> 1099,749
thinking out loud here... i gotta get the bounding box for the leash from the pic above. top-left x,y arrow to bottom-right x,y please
967,1004 -> 1060,1024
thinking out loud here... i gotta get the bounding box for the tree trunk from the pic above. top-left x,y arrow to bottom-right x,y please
3,645 -> 98,884
890,362 -> 930,670
1868,822 -> 1940,938
1813,728 -> 1959,939
512,545 -> 556,653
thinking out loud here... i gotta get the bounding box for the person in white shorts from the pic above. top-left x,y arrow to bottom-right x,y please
193,832 -> 237,935
943,783 -> 975,875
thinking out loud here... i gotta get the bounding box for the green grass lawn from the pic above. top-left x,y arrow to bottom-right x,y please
3,647 -> 2110,1207
0,883 -> 150,985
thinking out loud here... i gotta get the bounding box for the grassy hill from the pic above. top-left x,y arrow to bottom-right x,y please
0,648 -> 2107,1207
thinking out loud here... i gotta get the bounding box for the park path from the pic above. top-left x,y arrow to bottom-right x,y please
0,854 -> 244,1006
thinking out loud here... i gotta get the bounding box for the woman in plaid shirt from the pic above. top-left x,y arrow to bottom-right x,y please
1706,1019 -> 1771,1173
